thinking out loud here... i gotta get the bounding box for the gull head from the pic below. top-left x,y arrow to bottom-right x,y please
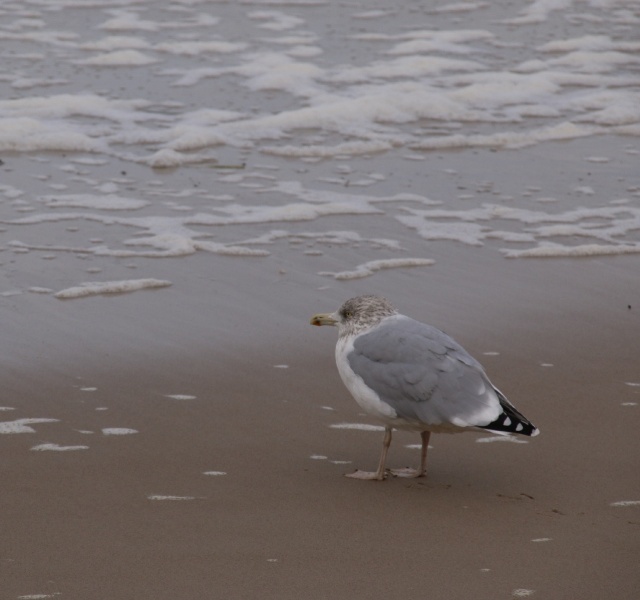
310,295 -> 397,337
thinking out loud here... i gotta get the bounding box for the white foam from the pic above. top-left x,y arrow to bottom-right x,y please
319,258 -> 434,280
0,117 -> 102,153
309,455 -> 327,460
404,443 -> 434,450
12,77 -> 69,90
147,495 -> 197,501
203,471 -> 227,476
476,435 -> 528,444
7,209 -> 273,258
99,11 -> 160,33
54,278 -> 172,299
165,394 -> 196,400
0,418 -> 58,434
248,10 -> 305,32
102,428 -> 138,435
240,229 -> 404,251
610,500 -> 640,507
31,443 -> 89,451
81,35 -> 151,52
503,0 -> 571,25
432,3 -> 487,13
385,30 -> 495,56
74,50 -> 157,66
531,538 -> 552,542
505,243 -> 640,259
156,41 -> 247,56
353,10 -> 392,19
329,423 -> 385,431
39,194 -> 149,210
396,202 -> 640,258
0,0 -> 638,270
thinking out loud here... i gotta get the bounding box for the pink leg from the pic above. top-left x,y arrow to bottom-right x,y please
390,430 -> 431,478
345,427 -> 392,481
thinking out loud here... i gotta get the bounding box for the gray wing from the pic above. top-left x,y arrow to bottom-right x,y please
348,315 -> 501,428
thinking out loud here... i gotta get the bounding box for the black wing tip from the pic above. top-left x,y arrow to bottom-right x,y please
488,388 -> 539,437
480,411 -> 539,437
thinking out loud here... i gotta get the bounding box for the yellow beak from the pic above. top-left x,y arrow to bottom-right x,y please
310,312 -> 338,327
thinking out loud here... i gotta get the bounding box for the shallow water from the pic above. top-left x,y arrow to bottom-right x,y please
1,0 -> 638,303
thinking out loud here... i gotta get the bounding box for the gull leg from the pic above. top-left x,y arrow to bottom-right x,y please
390,430 -> 431,478
345,427 -> 392,481
419,430 -> 431,475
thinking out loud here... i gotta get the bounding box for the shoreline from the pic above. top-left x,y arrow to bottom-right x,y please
2,246 -> 639,599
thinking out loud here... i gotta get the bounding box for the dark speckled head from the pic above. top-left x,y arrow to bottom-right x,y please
337,295 -> 397,337
310,295 -> 397,336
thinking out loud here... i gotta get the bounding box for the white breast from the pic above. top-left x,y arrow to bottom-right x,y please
335,335 -> 398,422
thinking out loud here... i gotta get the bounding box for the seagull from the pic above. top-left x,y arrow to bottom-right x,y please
310,295 -> 539,480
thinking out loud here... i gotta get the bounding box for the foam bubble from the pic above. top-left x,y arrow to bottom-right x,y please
610,500 -> 640,507
54,278 -> 172,299
74,50 -> 157,66
31,443 -> 89,451
156,41 -> 247,56
99,11 -> 160,33
476,436 -> 528,444
147,495 -> 197,501
319,258 -> 434,280
102,428 -> 138,435
0,418 -> 58,434
329,423 -> 385,431
503,0 -> 572,25
39,194 -> 149,210
505,243 -> 640,259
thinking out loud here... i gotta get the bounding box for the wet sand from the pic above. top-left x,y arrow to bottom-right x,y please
2,233 -> 639,600
2,0 -> 640,595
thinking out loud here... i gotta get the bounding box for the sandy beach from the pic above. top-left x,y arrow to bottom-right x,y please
2,227 -> 639,599
1,1 -> 640,598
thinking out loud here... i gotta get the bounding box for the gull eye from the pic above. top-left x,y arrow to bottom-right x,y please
343,310 -> 353,318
